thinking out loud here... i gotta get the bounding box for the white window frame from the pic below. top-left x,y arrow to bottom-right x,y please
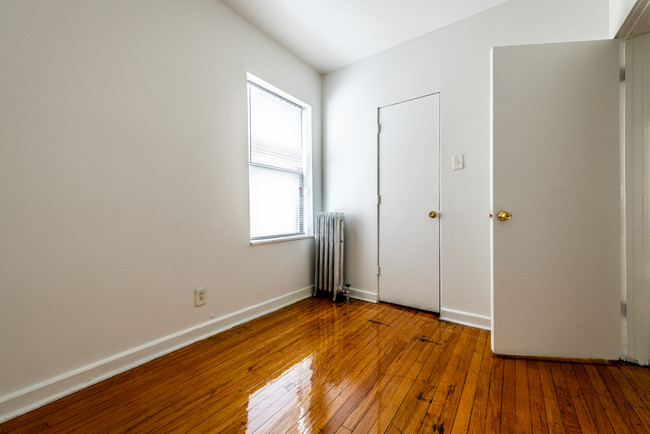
247,73 -> 313,244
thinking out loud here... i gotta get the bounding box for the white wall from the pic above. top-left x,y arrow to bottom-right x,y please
610,0 -> 638,37
322,0 -> 609,327
0,0 -> 321,421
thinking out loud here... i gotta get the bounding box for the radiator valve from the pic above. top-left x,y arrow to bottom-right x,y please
342,284 -> 352,303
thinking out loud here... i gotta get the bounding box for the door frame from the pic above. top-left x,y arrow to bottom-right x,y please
624,33 -> 650,366
376,92 -> 442,311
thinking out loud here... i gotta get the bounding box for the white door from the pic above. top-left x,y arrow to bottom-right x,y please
491,40 -> 621,359
378,93 -> 440,312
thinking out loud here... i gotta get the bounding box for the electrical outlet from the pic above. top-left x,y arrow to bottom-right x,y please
195,287 -> 207,307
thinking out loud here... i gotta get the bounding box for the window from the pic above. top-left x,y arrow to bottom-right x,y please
247,75 -> 312,242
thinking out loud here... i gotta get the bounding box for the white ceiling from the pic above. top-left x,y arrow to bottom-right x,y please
220,0 -> 511,73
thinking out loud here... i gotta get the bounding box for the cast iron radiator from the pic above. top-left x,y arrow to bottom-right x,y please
314,212 -> 345,300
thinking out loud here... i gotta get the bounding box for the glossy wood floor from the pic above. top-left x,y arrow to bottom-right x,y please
2,298 -> 650,433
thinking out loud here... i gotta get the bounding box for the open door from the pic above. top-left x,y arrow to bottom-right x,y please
491,40 -> 621,359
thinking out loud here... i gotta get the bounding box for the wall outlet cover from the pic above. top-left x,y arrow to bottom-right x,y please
195,287 -> 207,307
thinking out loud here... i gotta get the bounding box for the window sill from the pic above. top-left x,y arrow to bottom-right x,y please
250,234 -> 313,246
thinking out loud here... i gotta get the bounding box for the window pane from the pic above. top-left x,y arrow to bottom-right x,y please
247,78 -> 309,241
249,165 -> 303,239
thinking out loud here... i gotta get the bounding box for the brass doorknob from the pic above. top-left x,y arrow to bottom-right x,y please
497,210 -> 512,221
428,211 -> 437,219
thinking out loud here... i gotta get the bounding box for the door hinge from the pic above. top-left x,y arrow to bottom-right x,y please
620,68 -> 626,82
621,301 -> 627,317
377,194 -> 382,205
377,265 -> 381,276
377,123 -> 382,134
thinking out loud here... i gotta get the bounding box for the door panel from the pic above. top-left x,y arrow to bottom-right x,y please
379,94 -> 440,312
491,40 -> 620,359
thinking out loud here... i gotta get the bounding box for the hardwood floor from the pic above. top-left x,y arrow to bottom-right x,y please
2,298 -> 649,433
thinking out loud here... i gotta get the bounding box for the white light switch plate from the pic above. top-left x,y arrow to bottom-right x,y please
453,154 -> 465,170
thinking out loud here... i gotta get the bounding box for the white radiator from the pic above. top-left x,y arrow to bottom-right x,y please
314,212 -> 345,300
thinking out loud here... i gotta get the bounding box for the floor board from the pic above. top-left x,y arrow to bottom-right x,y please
1,298 -> 649,433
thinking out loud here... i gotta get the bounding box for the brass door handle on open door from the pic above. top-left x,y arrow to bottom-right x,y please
428,211 -> 437,218
497,210 -> 512,221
